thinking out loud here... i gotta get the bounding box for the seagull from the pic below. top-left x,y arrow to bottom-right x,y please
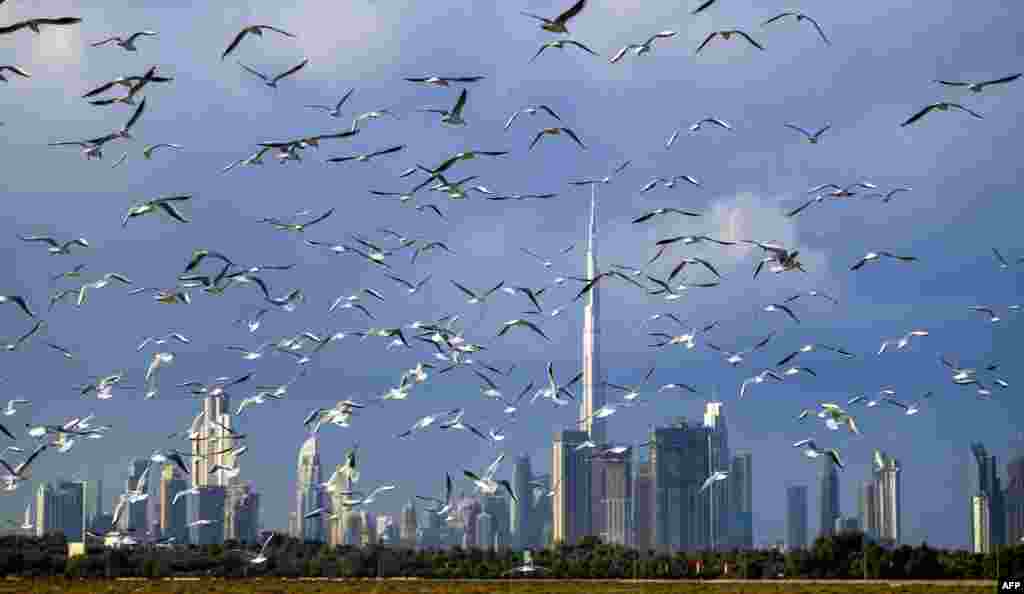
142,144 -> 183,160
305,89 -> 355,118
762,303 -> 801,324
111,98 -> 148,140
238,59 -> 308,88
658,382 -> 699,394
122,195 -> 192,227
91,31 -> 157,51
784,290 -> 838,305
1,320 -> 45,352
605,367 -> 655,401
263,208 -> 334,232
3,400 -> 30,417
862,188 -> 913,203
500,382 -> 535,416
632,208 -> 702,224
529,127 -> 586,151
222,25 -> 296,60
18,236 -> 89,256
850,251 -> 918,271
498,319 -> 550,341
696,30 -> 764,54
573,271 -> 646,301
451,280 -> 504,304
878,330 -> 929,354
785,123 -> 831,143
396,409 -> 461,439
247,534 -> 275,564
337,485 -> 397,508
884,392 -> 932,416
792,439 -> 843,468
901,103 -> 983,127
463,453 -> 517,501
404,75 -> 485,87
520,0 -> 587,33
326,145 -> 405,163
640,176 -> 702,193
417,473 -> 455,516
787,182 -> 878,217
0,65 -> 30,83
935,73 -> 1021,93
418,89 -> 469,127
777,343 -> 854,366
968,306 -> 1006,323
609,31 -> 677,63
0,17 -> 82,37
530,40 -> 598,63
505,105 -> 561,130
706,333 -> 774,367
739,369 -> 785,398
700,470 -> 729,493
438,409 -> 490,441
762,12 -> 830,45
532,362 -> 582,406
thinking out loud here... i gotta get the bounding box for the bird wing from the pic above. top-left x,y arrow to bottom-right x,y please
736,31 -> 765,50
981,73 -> 1022,87
566,41 -> 597,56
561,128 -> 586,149
258,25 -> 296,37
762,12 -> 794,25
556,0 -> 587,24
123,97 -> 147,131
222,29 -> 251,59
695,33 -> 717,55
609,46 -> 631,64
238,61 -> 268,81
90,37 -> 118,47
799,15 -> 830,45
157,202 -> 190,224
451,89 -> 468,117
691,0 -> 717,14
784,123 -> 812,138
273,59 -> 308,83
949,103 -> 984,119
900,104 -> 936,127
787,197 -> 819,218
538,105 -> 561,121
369,145 -> 405,158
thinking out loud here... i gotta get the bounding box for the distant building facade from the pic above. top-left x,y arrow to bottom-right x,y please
786,485 -> 808,551
729,451 -> 753,549
552,429 -> 591,544
818,456 -> 840,539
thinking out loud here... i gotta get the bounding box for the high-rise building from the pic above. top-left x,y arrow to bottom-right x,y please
288,512 -> 299,539
1007,454 -> 1024,545
529,474 -> 552,548
362,511 -> 377,546
159,465 -> 189,544
81,480 -> 102,534
400,500 -> 418,548
235,489 -> 259,544
35,480 -> 86,539
647,419 -> 711,553
481,495 -> 509,549
635,458 -> 652,550
972,495 -> 990,553
190,393 -> 236,488
859,481 -> 879,540
188,485 -> 226,545
552,429 -> 591,544
477,511 -> 494,551
225,480 -> 258,543
296,436 -> 324,542
579,189 -> 607,538
969,443 -> 1005,549
786,485 -> 808,551
123,459 -> 149,535
873,450 -> 901,545
598,448 -> 631,546
818,455 -> 840,539
342,509 -> 363,546
460,498 -> 482,548
702,402 -> 730,550
511,454 -> 532,549
36,482 -> 54,537
729,452 -> 753,549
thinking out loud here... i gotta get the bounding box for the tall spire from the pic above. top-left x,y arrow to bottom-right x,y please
580,183 -> 606,446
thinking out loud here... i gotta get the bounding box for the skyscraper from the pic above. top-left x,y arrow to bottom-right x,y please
635,458 -> 652,550
159,465 -> 188,544
730,451 -> 753,549
481,495 -> 509,550
477,511 -> 494,551
124,458 -> 149,535
552,429 -> 591,544
296,436 -> 324,542
648,419 -> 710,552
972,495 -> 990,553
81,479 -> 102,534
818,455 -> 840,539
597,448 -> 632,546
873,450 -> 900,545
225,479 -> 259,543
188,485 -> 226,545
859,481 -> 879,540
511,454 -> 532,549
969,443 -> 1005,549
579,189 -> 607,538
703,402 -> 730,550
400,500 -> 418,548
529,473 -> 553,548
191,392 -> 236,488
1007,454 -> 1024,545
786,485 -> 808,551
579,185 -> 606,446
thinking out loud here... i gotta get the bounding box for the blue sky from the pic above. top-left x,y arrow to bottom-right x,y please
0,0 -> 1022,547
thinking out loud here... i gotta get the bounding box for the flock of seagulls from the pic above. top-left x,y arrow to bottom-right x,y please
0,0 -> 1018,556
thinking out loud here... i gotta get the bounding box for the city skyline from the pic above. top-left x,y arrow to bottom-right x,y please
0,0 -> 1021,553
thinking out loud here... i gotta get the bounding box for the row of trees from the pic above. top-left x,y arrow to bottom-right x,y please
2,532 -> 1022,579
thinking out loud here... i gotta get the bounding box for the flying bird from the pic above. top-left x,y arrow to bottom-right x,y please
520,0 -> 587,33
305,89 -> 355,118
935,73 -> 1021,93
762,12 -> 830,45
504,105 -> 561,130
222,25 -> 296,60
900,102 -> 983,127
404,75 -> 484,87
0,17 -> 82,37
326,145 -> 405,164
609,31 -> 677,63
0,66 -> 31,83
90,31 -> 157,51
418,89 -> 469,127
529,127 -> 586,150
530,40 -> 598,63
696,30 -> 764,54
238,59 -> 309,88
785,122 -> 831,143
850,251 -> 918,271
122,195 -> 192,227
